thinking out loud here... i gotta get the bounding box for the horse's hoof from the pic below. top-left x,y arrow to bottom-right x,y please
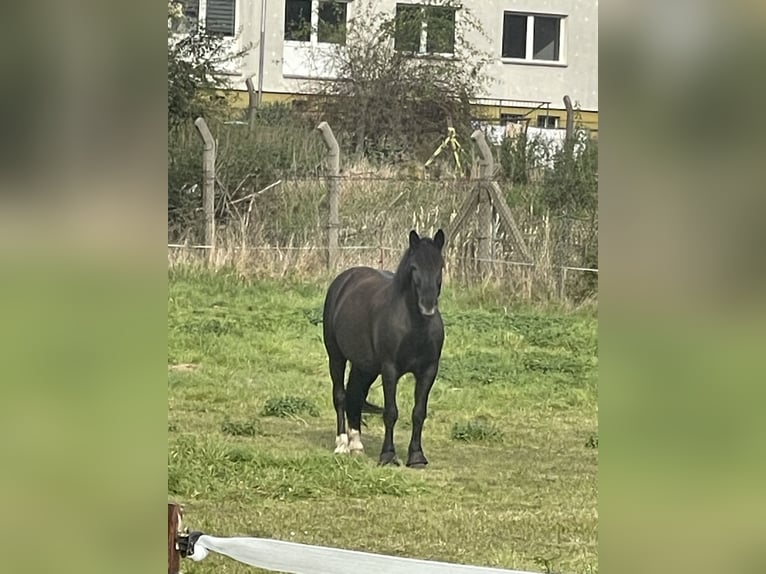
334,434 -> 349,454
406,452 -> 428,468
378,452 -> 400,466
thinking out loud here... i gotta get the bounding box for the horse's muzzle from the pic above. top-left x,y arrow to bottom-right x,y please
419,304 -> 437,316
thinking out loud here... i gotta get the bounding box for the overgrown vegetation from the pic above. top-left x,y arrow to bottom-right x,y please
451,416 -> 504,442
167,1 -> 245,128
262,396 -> 320,419
168,272 -> 598,573
166,2 -> 598,302
221,418 -> 262,437
315,1 -> 490,165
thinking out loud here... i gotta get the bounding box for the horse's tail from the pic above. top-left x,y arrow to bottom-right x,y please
362,400 -> 384,414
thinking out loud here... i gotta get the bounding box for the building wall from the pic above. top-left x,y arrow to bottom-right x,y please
213,1 -> 597,120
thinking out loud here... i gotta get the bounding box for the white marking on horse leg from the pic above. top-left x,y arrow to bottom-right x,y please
334,433 -> 349,454
349,428 -> 364,454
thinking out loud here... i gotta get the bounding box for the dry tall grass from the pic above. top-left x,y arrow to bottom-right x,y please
168,174 -> 597,304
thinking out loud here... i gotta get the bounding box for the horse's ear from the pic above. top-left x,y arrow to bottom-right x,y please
434,229 -> 445,250
409,230 -> 421,249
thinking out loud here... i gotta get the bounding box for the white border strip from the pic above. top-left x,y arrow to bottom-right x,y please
191,535 -> 540,574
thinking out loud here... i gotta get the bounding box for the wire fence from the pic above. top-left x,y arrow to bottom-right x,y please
168,120 -> 598,303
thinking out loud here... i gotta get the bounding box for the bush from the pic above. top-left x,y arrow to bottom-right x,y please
167,105 -> 326,240
221,418 -> 262,437
451,416 -> 504,442
541,133 -> 598,215
261,396 -> 320,418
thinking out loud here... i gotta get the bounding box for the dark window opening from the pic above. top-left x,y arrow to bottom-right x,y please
170,1 -> 200,33
394,4 -> 422,52
537,115 -> 559,128
318,1 -> 348,44
502,14 -> 527,59
426,6 -> 456,54
533,17 -> 560,61
285,0 -> 311,41
395,3 -> 456,54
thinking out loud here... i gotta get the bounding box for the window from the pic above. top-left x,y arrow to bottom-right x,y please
169,0 -> 199,34
285,0 -> 311,41
318,1 -> 347,44
536,115 -> 559,129
206,0 -> 236,36
426,6 -> 456,54
502,13 -> 565,63
394,3 -> 456,55
285,0 -> 348,44
169,1 -> 236,37
500,113 -> 524,125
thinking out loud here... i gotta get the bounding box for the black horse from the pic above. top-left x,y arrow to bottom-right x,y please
322,229 -> 445,467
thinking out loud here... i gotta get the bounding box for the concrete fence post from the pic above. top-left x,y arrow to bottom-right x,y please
563,95 -> 574,143
245,77 -> 258,131
194,117 -> 216,266
317,121 -> 340,271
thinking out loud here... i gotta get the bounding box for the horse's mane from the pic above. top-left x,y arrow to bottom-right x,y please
393,248 -> 414,292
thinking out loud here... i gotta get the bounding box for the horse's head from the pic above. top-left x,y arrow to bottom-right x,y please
407,229 -> 445,317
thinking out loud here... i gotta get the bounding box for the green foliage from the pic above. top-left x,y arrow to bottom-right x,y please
262,396 -> 320,418
499,132 -> 531,185
451,416 -> 504,442
168,434 -> 428,500
167,28 -> 236,128
319,1 -> 490,163
167,106 -> 326,239
542,135 -> 599,214
499,130 -> 599,216
221,418 -> 262,437
167,274 -> 598,573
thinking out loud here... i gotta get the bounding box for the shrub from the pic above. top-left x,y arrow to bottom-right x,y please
261,396 -> 320,418
451,416 -> 504,442
221,418 -> 262,437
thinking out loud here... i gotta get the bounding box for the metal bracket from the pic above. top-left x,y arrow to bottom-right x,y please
177,530 -> 204,557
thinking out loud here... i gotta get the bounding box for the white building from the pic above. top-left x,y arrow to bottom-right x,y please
173,1 -> 598,131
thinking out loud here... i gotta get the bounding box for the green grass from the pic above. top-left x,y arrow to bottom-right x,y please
168,269 -> 598,573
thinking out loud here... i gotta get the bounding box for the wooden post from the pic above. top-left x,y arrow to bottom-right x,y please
317,121 -> 340,271
486,181 -> 532,261
168,503 -> 183,574
194,117 -> 216,265
471,130 -> 494,278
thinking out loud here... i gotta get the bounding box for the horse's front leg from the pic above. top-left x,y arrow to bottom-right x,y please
379,362 -> 400,466
407,364 -> 438,468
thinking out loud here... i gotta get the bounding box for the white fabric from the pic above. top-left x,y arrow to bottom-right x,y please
191,534 -> 537,574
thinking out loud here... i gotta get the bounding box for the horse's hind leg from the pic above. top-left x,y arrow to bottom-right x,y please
329,355 -> 349,454
346,367 -> 377,455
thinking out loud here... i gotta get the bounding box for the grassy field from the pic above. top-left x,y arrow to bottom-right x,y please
168,269 -> 598,574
